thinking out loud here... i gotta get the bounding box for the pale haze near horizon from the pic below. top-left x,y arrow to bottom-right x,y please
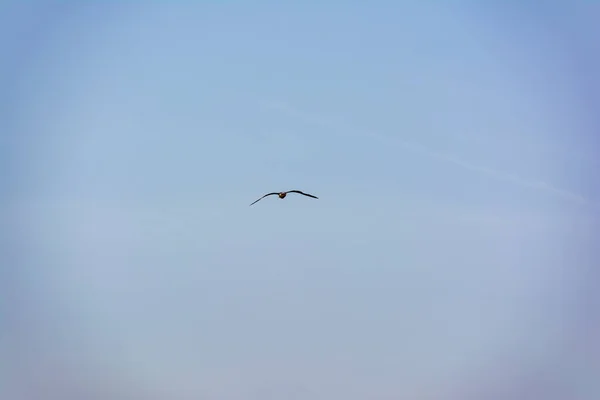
1,2 -> 599,399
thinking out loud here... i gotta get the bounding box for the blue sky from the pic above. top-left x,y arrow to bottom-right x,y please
1,2 -> 599,399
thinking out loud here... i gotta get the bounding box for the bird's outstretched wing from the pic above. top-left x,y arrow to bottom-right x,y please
249,192 -> 279,206
287,190 -> 319,199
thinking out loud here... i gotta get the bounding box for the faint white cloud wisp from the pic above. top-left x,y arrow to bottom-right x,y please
262,100 -> 595,209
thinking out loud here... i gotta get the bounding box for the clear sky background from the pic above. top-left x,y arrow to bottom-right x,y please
1,2 -> 599,399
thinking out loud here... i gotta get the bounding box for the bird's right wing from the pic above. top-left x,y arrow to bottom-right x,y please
249,192 -> 279,206
287,190 -> 318,199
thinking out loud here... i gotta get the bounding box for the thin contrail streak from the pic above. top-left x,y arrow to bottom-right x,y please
262,100 -> 596,208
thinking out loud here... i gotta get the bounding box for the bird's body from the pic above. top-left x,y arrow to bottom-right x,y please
250,190 -> 318,206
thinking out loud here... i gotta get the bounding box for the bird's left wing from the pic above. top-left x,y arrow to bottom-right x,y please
249,192 -> 279,206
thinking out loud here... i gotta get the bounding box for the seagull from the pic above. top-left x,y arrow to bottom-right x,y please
249,190 -> 319,206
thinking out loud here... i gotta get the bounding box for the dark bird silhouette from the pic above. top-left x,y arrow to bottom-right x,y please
249,190 -> 319,206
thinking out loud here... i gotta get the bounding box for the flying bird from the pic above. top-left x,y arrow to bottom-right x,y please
249,190 -> 319,206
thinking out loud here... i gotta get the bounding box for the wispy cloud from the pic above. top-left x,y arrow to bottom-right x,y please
262,100 -> 596,209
